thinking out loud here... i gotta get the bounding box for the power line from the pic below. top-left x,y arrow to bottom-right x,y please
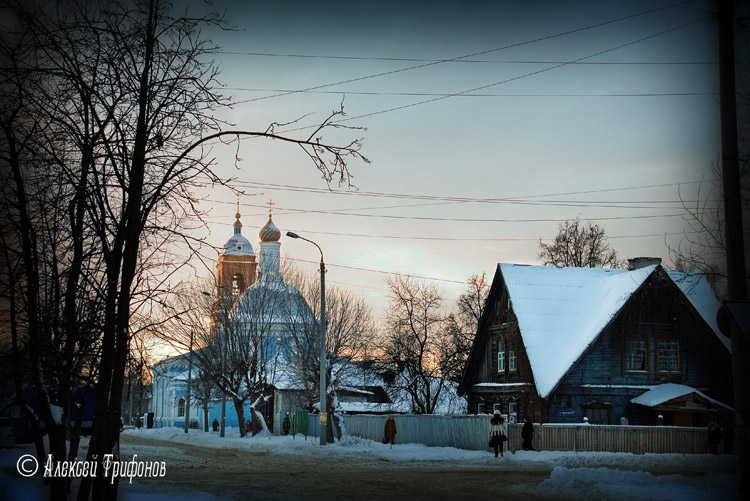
233,180 -> 705,203
227,88 -> 711,99
234,2 -> 694,105
321,17 -> 712,126
218,51 -> 716,66
283,256 -> 468,285
210,220 -> 697,242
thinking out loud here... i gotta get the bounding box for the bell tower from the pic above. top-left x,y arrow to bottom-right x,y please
216,203 -> 257,298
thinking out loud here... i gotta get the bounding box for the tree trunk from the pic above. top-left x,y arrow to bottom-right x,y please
233,398 -> 246,437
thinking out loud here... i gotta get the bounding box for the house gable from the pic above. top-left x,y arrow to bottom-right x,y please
459,263 -> 731,424
549,266 -> 733,424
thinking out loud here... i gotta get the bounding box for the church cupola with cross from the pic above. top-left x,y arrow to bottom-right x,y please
258,199 -> 282,283
216,202 -> 258,297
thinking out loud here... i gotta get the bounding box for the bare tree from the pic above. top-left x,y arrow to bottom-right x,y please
1,1 -> 368,499
380,275 -> 456,414
284,268 -> 378,441
444,273 -> 489,382
538,217 -> 623,268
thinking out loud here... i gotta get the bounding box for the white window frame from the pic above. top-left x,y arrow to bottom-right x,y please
509,350 -> 517,372
493,403 -> 502,414
625,338 -> 648,372
508,402 -> 518,424
177,398 -> 185,417
497,339 -> 506,372
657,339 -> 680,373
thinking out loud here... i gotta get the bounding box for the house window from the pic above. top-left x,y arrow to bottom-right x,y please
582,401 -> 612,424
509,350 -> 517,372
625,338 -> 648,372
493,403 -> 502,414
508,402 -> 518,424
177,398 -> 185,417
658,339 -> 680,373
477,403 -> 486,415
497,339 -> 506,372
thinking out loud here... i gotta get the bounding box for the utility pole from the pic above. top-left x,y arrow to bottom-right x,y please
718,0 -> 749,496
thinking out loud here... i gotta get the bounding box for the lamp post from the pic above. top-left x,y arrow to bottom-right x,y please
286,231 -> 327,446
184,329 -> 193,434
202,290 -> 226,438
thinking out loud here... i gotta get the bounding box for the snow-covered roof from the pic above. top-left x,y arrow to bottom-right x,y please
667,271 -> 729,351
630,383 -> 733,412
500,263 -> 657,399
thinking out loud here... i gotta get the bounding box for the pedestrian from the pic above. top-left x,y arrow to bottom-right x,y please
383,415 -> 397,448
489,410 -> 508,458
521,416 -> 535,451
136,417 -> 143,430
283,413 -> 291,436
245,416 -> 252,436
212,418 -> 219,432
707,417 -> 722,455
721,417 -> 734,455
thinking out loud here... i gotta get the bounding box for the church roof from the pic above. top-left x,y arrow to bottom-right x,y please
237,279 -> 315,325
224,234 -> 254,256
224,208 -> 254,256
259,215 -> 281,242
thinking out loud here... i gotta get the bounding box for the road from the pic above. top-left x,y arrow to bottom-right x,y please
120,434 -> 554,500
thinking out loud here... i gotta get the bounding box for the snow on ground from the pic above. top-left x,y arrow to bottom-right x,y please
0,426 -> 740,500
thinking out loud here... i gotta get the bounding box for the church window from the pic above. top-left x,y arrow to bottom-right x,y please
509,349 -> 516,372
232,273 -> 245,296
177,398 -> 185,417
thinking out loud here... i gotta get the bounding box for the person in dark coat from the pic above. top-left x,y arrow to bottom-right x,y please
384,415 -> 397,447
707,418 -> 722,455
212,418 -> 219,432
521,417 -> 535,451
489,410 -> 508,458
282,413 -> 291,436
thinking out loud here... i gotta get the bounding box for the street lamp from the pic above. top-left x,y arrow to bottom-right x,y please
184,329 -> 193,434
202,290 -> 226,438
286,231 -> 327,446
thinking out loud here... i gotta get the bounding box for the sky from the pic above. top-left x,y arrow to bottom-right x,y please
178,0 -> 726,323
1,427 -> 740,500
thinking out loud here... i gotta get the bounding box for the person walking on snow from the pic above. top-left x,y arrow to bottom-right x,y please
521,416 -> 535,451
384,415 -> 397,448
283,413 -> 291,436
489,410 -> 508,457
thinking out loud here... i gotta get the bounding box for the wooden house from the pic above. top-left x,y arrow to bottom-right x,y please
457,262 -> 733,426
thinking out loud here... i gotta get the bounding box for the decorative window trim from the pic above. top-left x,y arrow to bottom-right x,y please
657,338 -> 681,374
497,339 -> 506,373
623,337 -> 649,373
582,401 -> 612,425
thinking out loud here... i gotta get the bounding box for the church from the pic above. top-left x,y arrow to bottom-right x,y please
150,204 -> 318,434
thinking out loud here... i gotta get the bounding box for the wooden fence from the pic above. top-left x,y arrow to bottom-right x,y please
328,414 -> 712,454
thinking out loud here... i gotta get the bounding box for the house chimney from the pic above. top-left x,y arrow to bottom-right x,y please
627,257 -> 662,270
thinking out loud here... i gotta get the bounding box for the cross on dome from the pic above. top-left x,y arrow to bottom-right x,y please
233,198 -> 242,234
259,198 -> 281,243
